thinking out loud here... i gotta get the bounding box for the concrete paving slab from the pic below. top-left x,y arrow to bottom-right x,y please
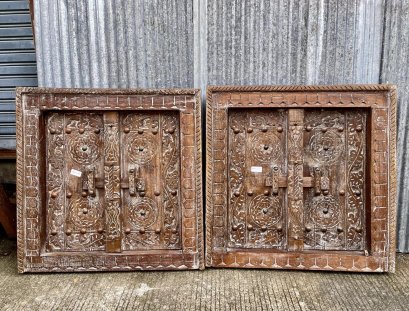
0,238 -> 408,311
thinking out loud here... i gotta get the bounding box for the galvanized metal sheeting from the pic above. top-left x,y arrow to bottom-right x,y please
33,0 -> 409,251
34,0 -> 193,88
381,0 -> 409,252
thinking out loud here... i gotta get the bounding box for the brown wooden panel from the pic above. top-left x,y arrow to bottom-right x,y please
16,87 -> 203,273
227,109 -> 287,249
120,112 -> 181,250
46,112 -> 105,252
206,85 -> 396,272
303,109 -> 367,251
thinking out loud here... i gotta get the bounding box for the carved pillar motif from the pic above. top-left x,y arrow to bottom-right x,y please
104,112 -> 122,253
287,109 -> 304,251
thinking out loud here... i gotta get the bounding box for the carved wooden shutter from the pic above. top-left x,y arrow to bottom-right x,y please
17,88 -> 203,273
206,85 -> 396,272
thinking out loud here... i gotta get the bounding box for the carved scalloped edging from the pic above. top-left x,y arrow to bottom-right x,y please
205,87 -> 214,266
23,253 -> 198,273
16,87 -> 199,96
207,84 -> 395,93
194,90 -> 205,270
205,84 -> 397,272
16,89 -> 24,273
210,252 -> 386,272
16,87 -> 203,273
388,85 -> 397,273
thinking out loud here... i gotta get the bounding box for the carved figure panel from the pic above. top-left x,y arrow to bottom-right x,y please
228,109 -> 287,249
120,112 -> 181,250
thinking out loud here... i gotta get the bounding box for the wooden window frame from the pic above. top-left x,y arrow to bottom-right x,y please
16,87 -> 203,273
206,84 -> 397,272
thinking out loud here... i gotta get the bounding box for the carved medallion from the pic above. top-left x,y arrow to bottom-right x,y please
126,134 -> 157,165
127,197 -> 158,228
248,195 -> 281,227
308,131 -> 344,164
307,195 -> 340,227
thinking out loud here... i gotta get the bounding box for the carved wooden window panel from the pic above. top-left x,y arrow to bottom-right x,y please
206,85 -> 397,272
17,88 -> 203,273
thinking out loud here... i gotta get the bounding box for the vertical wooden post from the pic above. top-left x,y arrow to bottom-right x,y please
104,112 -> 122,253
287,109 -> 304,251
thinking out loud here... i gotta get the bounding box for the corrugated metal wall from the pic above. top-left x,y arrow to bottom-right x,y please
34,0 -> 193,88
32,0 -> 409,251
381,0 -> 409,252
0,0 -> 37,150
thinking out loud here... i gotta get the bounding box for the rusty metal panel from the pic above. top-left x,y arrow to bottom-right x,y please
16,87 -> 203,273
206,85 -> 396,272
